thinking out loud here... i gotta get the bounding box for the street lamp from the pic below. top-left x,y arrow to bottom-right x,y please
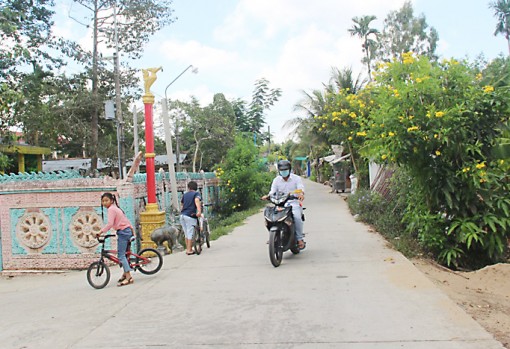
161,65 -> 198,212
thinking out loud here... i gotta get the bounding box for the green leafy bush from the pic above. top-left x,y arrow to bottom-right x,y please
362,54 -> 510,267
348,169 -> 420,257
215,135 -> 273,216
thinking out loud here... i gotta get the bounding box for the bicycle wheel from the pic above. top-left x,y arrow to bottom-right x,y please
193,226 -> 202,255
86,261 -> 110,289
269,228 -> 283,267
204,221 -> 211,248
136,248 -> 163,275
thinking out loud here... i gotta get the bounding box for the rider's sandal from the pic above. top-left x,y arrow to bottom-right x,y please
298,241 -> 307,250
118,277 -> 134,287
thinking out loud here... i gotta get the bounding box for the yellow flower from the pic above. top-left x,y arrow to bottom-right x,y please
483,85 -> 494,93
409,115 -> 414,120
476,163 -> 486,169
416,77 -> 422,83
356,131 -> 367,137
435,150 -> 441,156
348,136 -> 353,141
349,112 -> 357,119
407,126 -> 419,132
462,167 -> 470,173
388,132 -> 395,137
476,73 -> 483,81
381,133 -> 386,138
435,111 -> 445,118
402,51 -> 415,64
230,188 -> 235,192
381,154 -> 387,160
434,134 -> 439,138
500,159 -> 505,165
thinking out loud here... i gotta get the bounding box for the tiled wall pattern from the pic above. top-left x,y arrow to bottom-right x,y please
0,172 -> 219,271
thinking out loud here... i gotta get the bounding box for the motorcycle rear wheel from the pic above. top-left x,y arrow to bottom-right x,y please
269,229 -> 283,267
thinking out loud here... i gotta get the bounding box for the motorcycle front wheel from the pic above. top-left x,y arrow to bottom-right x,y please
269,228 -> 283,267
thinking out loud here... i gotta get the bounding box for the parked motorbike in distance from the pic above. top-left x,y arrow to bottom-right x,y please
263,191 -> 302,267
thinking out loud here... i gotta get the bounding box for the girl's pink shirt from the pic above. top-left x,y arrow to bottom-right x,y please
100,205 -> 132,233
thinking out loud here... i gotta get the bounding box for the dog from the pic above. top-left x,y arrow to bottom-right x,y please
150,224 -> 184,255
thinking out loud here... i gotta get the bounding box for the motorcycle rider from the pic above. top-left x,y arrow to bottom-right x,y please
261,159 -> 306,250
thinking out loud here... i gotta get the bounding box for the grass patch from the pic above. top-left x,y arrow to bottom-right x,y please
208,202 -> 266,240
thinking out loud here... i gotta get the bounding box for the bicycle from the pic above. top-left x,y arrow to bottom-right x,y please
86,234 -> 163,289
192,204 -> 212,255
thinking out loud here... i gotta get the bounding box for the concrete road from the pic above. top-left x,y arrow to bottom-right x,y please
0,179 -> 504,349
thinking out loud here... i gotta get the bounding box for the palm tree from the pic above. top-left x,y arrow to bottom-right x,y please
329,67 -> 367,94
348,15 -> 379,80
490,0 -> 510,55
287,89 -> 331,181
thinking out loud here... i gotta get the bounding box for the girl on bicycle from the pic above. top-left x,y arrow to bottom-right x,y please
96,192 -> 135,287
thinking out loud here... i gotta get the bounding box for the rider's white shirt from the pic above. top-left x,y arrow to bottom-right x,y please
268,173 -> 305,207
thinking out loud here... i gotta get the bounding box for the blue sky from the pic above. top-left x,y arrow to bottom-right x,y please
55,0 -> 506,143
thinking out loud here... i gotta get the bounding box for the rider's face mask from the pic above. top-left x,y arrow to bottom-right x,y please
279,170 -> 290,177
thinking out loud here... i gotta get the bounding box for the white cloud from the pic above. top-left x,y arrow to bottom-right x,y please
215,0 -> 409,43
157,40 -> 240,70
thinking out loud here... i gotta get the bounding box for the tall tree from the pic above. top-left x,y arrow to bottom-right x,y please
377,1 -> 439,61
489,0 -> 510,55
348,15 -> 379,80
68,0 -> 175,170
172,94 -> 236,172
247,78 -> 282,134
231,98 -> 251,132
0,0 -> 62,141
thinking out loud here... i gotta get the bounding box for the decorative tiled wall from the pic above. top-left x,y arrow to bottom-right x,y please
0,171 -> 219,271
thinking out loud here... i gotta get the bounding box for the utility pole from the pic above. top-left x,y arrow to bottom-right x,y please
133,106 -> 139,172
175,110 -> 181,172
268,125 -> 271,155
113,3 -> 124,179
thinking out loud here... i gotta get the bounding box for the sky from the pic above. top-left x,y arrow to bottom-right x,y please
54,0 -> 507,143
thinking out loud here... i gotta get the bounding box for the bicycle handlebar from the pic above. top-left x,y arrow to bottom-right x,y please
97,234 -> 115,243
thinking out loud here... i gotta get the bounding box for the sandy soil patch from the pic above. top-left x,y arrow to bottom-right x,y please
413,259 -> 510,348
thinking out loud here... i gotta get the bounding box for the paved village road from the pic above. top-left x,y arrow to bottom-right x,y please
0,179 -> 505,349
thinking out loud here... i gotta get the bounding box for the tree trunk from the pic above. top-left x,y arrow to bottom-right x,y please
347,141 -> 358,174
193,131 -> 212,173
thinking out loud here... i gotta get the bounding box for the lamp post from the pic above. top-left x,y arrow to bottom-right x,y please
161,65 -> 198,212
140,67 -> 164,249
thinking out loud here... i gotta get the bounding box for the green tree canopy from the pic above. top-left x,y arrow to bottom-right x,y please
377,1 -> 439,61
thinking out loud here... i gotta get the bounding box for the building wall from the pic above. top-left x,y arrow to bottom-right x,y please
0,171 -> 219,271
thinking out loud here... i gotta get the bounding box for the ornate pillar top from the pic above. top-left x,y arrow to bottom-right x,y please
142,67 -> 162,104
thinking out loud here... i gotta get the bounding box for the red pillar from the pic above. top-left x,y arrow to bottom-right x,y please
144,101 -> 156,204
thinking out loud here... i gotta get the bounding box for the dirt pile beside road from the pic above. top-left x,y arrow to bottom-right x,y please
413,259 -> 510,348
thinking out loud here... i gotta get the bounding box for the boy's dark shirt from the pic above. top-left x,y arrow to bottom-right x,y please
181,191 -> 201,217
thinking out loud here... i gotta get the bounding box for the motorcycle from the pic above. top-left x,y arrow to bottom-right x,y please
263,191 -> 303,267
